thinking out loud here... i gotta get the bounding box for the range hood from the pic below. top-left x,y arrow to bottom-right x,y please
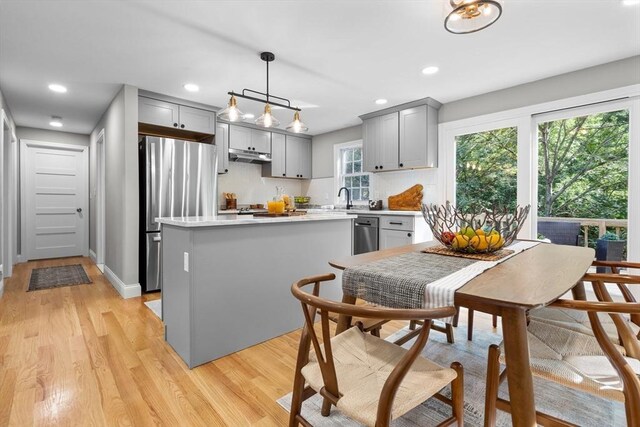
228,148 -> 272,164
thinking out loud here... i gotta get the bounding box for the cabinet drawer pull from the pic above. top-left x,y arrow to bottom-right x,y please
173,123 -> 178,127
180,124 -> 185,129
399,163 -> 404,167
389,221 -> 403,225
407,233 -> 412,237
379,165 -> 383,170
375,166 -> 379,170
283,173 -> 286,177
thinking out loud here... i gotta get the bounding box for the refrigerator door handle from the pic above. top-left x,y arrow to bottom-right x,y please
149,141 -> 157,228
152,236 -> 161,242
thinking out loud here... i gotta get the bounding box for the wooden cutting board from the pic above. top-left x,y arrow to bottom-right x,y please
388,184 -> 423,211
252,212 -> 307,217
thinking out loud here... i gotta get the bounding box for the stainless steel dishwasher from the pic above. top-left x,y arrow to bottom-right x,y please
353,216 -> 379,255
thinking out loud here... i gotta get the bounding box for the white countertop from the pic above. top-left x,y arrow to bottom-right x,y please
306,208 -> 423,217
157,213 -> 356,228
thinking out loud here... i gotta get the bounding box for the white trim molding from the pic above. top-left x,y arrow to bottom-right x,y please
103,265 -> 141,299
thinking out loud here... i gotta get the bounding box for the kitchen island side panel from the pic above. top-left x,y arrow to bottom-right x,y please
190,219 -> 351,366
161,225 -> 193,366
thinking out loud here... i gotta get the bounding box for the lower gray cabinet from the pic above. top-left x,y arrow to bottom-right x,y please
379,228 -> 413,250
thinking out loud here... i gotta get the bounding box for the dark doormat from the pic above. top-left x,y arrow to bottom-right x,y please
28,264 -> 92,291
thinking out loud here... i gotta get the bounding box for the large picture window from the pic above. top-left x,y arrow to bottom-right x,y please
336,142 -> 370,204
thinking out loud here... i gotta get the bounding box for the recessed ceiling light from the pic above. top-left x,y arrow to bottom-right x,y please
48,83 -> 67,93
243,113 -> 255,119
183,83 -> 200,92
375,99 -> 388,105
622,0 -> 640,5
422,66 -> 439,75
49,116 -> 63,127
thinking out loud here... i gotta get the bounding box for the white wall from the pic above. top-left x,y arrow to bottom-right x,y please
90,85 -> 139,298
439,55 -> 640,123
0,86 -> 17,296
218,162 -> 303,207
16,127 -> 89,147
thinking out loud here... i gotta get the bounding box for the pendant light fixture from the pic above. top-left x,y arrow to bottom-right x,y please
444,0 -> 503,34
218,95 -> 244,122
219,52 -> 308,132
286,111 -> 308,133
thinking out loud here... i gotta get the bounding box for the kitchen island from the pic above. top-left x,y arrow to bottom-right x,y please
157,213 -> 354,368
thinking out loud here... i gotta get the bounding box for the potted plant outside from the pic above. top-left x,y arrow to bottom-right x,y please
595,231 -> 627,273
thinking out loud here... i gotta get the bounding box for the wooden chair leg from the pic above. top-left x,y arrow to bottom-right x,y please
371,326 -> 381,337
451,362 -> 464,427
452,306 -> 460,327
484,344 -> 501,427
321,398 -> 332,417
409,320 -> 417,330
446,323 -> 455,344
467,309 -> 474,341
492,315 -> 498,328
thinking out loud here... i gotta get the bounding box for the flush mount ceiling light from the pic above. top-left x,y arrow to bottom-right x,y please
49,116 -> 63,127
219,52 -> 308,132
183,83 -> 200,92
375,99 -> 388,105
48,83 -> 67,93
444,0 -> 503,34
622,0 -> 640,5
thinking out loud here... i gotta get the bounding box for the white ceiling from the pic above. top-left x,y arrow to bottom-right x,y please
1,0 -> 639,135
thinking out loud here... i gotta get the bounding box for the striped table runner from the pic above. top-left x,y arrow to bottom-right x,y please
342,241 -> 540,312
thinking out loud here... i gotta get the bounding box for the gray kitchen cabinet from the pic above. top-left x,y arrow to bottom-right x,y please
378,214 -> 432,250
270,133 -> 286,177
362,112 -> 399,173
138,95 -> 216,134
360,97 -> 440,172
139,97 -> 180,128
229,125 -> 271,154
379,228 -> 413,250
179,105 -> 216,134
399,105 -> 437,169
286,136 -> 311,179
216,123 -> 229,174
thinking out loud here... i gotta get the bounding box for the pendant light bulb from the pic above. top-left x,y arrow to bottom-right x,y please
218,95 -> 244,122
255,103 -> 280,128
286,111 -> 309,133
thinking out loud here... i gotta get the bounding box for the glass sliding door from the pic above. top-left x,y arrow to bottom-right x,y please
455,126 -> 518,212
534,101 -> 635,270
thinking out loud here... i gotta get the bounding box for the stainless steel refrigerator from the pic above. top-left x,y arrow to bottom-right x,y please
139,136 -> 218,292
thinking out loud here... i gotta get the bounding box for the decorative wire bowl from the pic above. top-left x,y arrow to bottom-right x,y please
421,202 -> 531,253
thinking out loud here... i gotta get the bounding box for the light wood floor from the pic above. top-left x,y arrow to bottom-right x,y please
0,257 -> 499,426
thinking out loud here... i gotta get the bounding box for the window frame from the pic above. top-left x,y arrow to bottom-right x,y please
334,140 -> 371,206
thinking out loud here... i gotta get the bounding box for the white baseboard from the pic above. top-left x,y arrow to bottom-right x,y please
89,249 -> 97,263
16,254 -> 25,263
0,279 -> 4,298
103,265 -> 141,299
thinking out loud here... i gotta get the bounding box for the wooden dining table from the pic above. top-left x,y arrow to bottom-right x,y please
329,241 -> 595,427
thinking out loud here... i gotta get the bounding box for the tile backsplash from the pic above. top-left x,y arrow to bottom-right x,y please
218,162 -> 303,206
301,168 -> 439,208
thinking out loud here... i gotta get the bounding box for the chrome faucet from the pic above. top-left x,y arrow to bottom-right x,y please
338,187 -> 353,210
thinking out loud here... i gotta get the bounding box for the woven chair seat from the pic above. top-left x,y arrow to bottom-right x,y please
530,306 -> 640,342
499,320 -> 640,402
301,327 -> 457,426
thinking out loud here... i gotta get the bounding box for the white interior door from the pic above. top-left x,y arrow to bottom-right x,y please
21,140 -> 89,260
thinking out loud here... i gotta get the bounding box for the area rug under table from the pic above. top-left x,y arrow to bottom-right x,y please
28,264 -> 92,291
278,325 -> 625,426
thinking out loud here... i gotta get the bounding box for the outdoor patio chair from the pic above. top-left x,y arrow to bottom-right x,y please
537,220 -> 582,246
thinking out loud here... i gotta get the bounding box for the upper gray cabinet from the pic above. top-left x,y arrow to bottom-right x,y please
286,136 -> 311,179
139,96 -> 216,134
262,134 -> 312,179
360,98 -> 440,172
229,125 -> 271,154
216,123 -> 229,174
362,112 -> 399,172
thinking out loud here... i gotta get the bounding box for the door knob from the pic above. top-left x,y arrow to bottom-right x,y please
77,208 -> 83,213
